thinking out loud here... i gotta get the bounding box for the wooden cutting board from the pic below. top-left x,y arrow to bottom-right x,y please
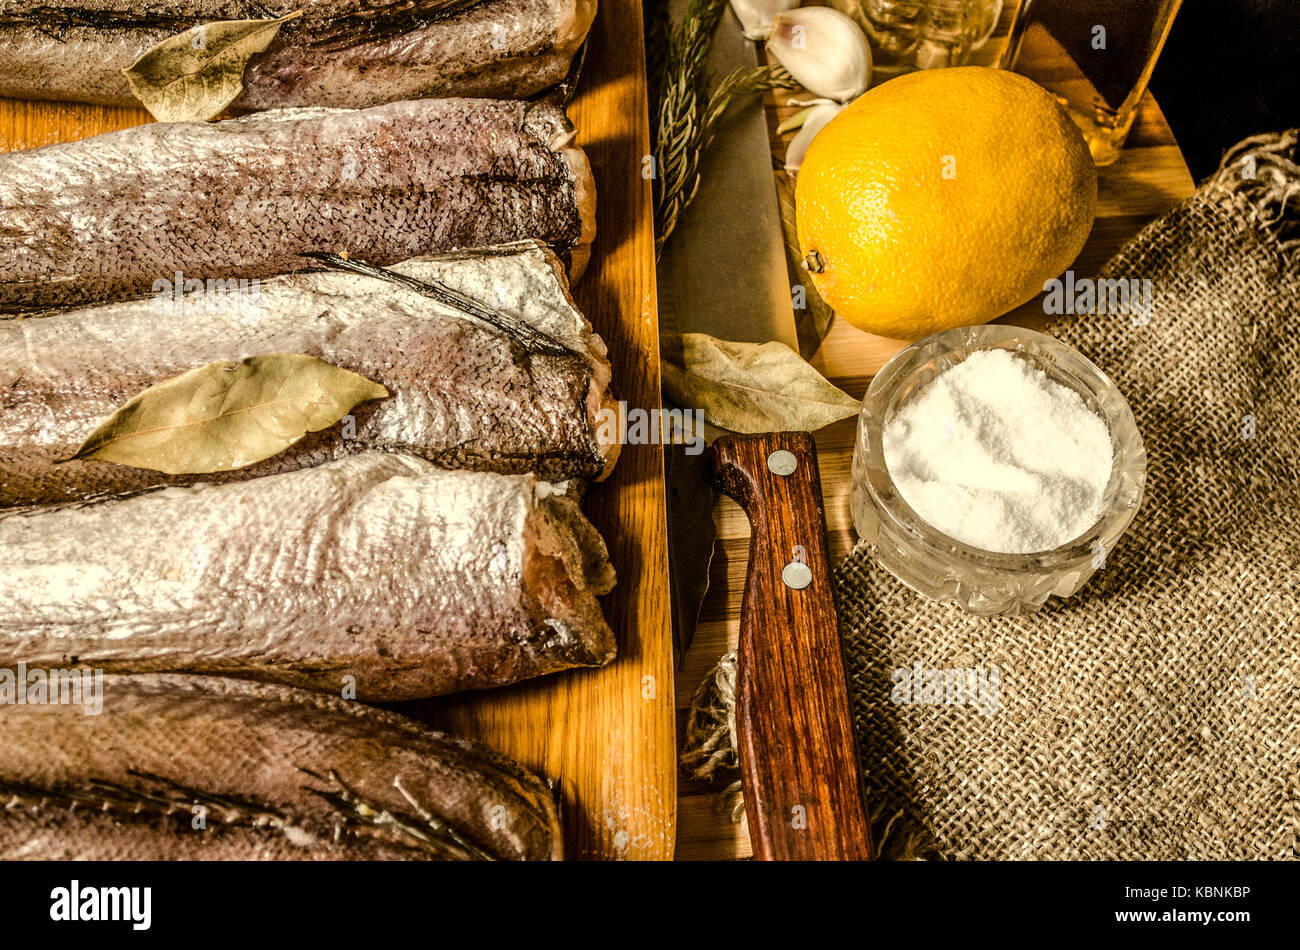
419,0 -> 675,861
0,0 -> 674,861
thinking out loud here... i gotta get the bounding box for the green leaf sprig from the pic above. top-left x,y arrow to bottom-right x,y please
652,0 -> 799,257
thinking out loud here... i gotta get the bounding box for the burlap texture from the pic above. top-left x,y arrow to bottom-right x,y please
833,131 -> 1300,859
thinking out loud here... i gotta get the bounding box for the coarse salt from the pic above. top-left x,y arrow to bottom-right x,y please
882,348 -> 1114,554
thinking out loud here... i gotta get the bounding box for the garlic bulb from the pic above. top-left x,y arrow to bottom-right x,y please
767,6 -> 871,104
730,0 -> 798,41
784,101 -> 844,175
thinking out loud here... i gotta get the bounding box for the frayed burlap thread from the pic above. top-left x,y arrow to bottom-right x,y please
682,130 -> 1300,860
681,651 -> 745,821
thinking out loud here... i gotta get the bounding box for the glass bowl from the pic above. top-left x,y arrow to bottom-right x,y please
851,325 -> 1146,616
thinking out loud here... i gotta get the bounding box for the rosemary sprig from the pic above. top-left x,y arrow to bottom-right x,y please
703,63 -> 799,144
652,0 -> 799,256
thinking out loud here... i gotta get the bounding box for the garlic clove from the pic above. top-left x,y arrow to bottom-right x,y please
776,97 -> 836,133
776,105 -> 817,137
784,101 -> 844,176
767,6 -> 872,104
729,0 -> 799,41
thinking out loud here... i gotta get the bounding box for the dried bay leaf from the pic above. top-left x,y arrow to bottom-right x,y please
67,354 -> 388,474
662,332 -> 860,434
123,11 -> 303,123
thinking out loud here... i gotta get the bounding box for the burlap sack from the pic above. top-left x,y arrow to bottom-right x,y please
685,130 -> 1300,859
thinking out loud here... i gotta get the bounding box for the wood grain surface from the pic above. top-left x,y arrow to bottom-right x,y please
0,0 -> 674,861
712,433 -> 872,860
675,43 -> 1197,859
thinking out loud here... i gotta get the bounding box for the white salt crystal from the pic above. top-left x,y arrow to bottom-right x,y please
882,348 -> 1114,554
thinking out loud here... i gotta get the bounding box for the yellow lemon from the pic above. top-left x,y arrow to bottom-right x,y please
795,67 -> 1097,339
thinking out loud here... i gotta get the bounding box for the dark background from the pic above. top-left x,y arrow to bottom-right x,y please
1149,0 -> 1298,179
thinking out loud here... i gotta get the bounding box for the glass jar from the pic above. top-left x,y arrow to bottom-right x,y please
851,325 -> 1146,615
1004,0 -> 1184,165
860,0 -> 1007,72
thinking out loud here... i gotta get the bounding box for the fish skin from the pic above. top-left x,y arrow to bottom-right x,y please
0,98 -> 596,310
0,673 -> 563,860
0,0 -> 596,108
0,241 -> 618,506
0,0 -> 475,18
238,0 -> 596,110
0,451 -> 617,701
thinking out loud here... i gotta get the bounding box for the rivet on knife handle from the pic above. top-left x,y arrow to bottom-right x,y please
710,432 -> 872,860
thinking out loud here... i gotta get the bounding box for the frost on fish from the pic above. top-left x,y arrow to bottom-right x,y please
0,241 -> 618,506
0,451 -> 617,701
0,673 -> 563,860
0,0 -> 596,108
0,98 -> 595,309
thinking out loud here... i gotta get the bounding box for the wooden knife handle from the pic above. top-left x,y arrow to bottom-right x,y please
711,432 -> 872,861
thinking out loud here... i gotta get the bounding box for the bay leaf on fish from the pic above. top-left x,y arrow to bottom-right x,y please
0,241 -> 617,507
66,354 -> 388,474
123,11 -> 303,122
0,0 -> 590,110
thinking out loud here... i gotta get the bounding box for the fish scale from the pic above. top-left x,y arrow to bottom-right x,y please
0,451 -> 617,700
0,98 -> 594,310
0,672 -> 563,860
0,0 -> 595,108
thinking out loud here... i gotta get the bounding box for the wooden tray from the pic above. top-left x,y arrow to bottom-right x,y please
0,0 -> 674,861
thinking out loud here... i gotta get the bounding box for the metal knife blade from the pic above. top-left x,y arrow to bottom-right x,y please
657,3 -> 799,350
659,5 -> 801,659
